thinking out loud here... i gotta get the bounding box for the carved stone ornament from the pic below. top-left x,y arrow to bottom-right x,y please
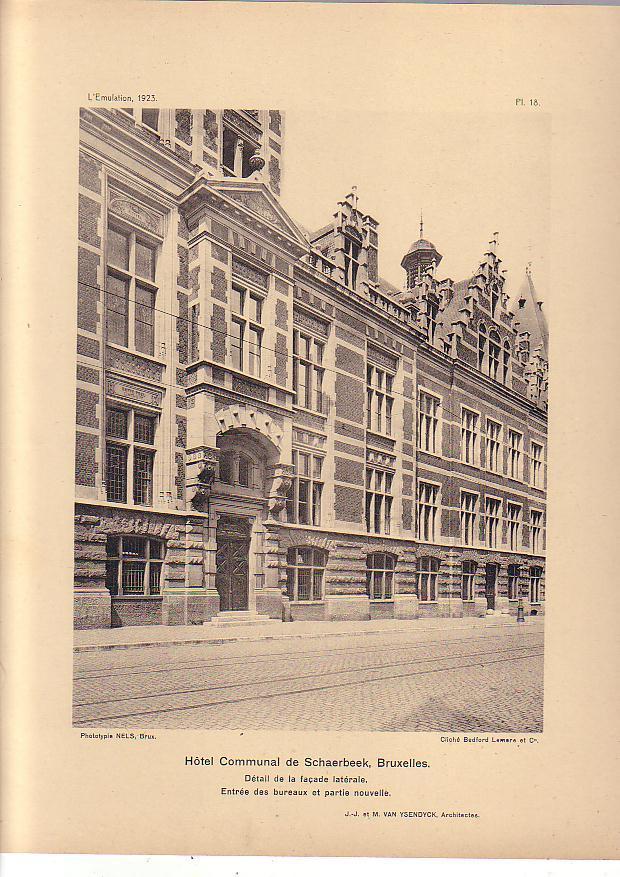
108,192 -> 163,236
189,486 -> 210,511
187,448 -> 219,510
267,464 -> 295,519
249,151 -> 266,173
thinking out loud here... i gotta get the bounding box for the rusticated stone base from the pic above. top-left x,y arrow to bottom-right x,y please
393,594 -> 419,619
324,594 -> 370,621
495,596 -> 511,615
475,597 -> 489,617
256,589 -> 285,619
369,600 -> 396,620
74,590 -> 111,630
161,591 -> 217,626
112,597 -> 162,627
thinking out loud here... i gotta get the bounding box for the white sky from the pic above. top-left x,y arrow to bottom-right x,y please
279,110 -> 550,307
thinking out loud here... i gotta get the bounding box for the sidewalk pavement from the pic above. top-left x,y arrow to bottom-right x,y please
74,613 -> 542,653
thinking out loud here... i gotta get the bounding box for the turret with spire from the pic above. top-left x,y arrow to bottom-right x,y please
401,213 -> 443,290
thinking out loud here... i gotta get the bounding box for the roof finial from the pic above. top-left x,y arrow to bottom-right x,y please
420,210 -> 424,239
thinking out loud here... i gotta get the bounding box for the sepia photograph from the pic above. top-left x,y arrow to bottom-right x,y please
73,106 -> 548,733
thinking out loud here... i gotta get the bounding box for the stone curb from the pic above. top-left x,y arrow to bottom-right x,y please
73,618 -> 526,654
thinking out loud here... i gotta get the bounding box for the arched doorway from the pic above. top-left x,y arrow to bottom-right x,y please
212,427 -> 279,613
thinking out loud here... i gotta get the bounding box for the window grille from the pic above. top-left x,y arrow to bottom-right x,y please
366,553 -> 395,601
105,536 -> 165,597
418,556 -> 440,603
508,564 -> 520,600
529,566 -> 543,603
286,547 -> 327,602
462,560 -> 477,602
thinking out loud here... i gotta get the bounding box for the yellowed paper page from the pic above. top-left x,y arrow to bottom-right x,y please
1,0 -> 619,861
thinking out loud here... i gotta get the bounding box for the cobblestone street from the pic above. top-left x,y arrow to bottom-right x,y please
73,619 -> 544,732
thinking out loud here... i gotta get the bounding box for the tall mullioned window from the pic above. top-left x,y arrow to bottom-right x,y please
106,223 -> 158,356
230,281 -> 264,376
427,300 -> 439,344
486,419 -> 502,473
488,330 -> 501,380
365,467 -> 393,535
531,510 -> 544,554
503,341 -> 511,385
507,502 -> 522,552
105,536 -> 164,597
286,450 -> 323,526
105,407 -> 156,506
418,557 -> 440,603
367,364 -> 394,435
484,497 -> 502,549
293,328 -> 325,413
508,564 -> 520,600
462,560 -> 477,602
508,429 -> 523,480
460,491 -> 478,545
286,547 -> 327,602
529,566 -> 543,604
418,391 -> 440,454
366,553 -> 395,601
343,235 -> 361,288
461,408 -> 479,466
417,481 -> 440,542
531,442 -> 544,488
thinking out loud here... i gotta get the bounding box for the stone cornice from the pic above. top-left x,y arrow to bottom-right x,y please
80,108 -> 198,191
179,178 -> 309,259
295,261 -> 427,349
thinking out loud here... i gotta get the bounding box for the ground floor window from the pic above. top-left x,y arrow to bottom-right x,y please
461,560 -> 477,602
418,556 -> 440,603
366,553 -> 395,601
508,563 -> 520,600
286,547 -> 327,602
105,535 -> 164,596
529,565 -> 543,604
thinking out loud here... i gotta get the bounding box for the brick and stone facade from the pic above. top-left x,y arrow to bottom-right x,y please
74,108 -> 547,628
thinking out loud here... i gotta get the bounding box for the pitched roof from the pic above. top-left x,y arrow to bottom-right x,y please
512,272 -> 548,358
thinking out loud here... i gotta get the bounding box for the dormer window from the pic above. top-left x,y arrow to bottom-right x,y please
343,236 -> 360,288
222,125 -> 260,178
491,284 -> 500,316
427,301 -> 438,344
488,330 -> 501,380
141,109 -> 160,132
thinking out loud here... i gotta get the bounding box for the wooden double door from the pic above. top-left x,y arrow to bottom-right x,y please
485,563 -> 497,610
215,516 -> 251,611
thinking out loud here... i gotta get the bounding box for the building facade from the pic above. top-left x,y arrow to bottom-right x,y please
74,107 -> 548,629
